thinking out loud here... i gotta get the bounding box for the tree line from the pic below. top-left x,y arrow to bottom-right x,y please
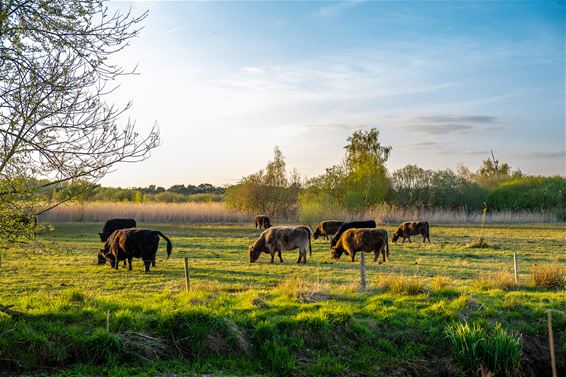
224,129 -> 565,221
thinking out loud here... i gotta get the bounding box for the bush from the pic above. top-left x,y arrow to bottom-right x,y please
531,264 -> 564,289
445,321 -> 522,377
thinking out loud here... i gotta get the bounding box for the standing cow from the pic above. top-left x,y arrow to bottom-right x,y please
98,218 -> 137,242
98,228 -> 172,273
254,215 -> 271,231
249,226 -> 311,264
331,228 -> 389,264
392,221 -> 430,243
313,220 -> 343,240
330,220 -> 377,248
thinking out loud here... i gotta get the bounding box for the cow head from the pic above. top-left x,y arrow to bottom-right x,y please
249,245 -> 261,263
392,232 -> 400,243
312,229 -> 320,240
331,246 -> 344,260
97,250 -> 107,265
98,232 -> 107,242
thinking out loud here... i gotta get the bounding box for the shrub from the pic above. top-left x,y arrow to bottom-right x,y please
445,321 -> 522,377
531,264 -> 564,289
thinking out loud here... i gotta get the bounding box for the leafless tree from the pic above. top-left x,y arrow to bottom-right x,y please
0,0 -> 159,237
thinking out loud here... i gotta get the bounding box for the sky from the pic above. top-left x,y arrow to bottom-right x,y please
101,0 -> 565,187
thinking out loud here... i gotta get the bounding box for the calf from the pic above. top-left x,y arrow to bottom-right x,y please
255,215 -> 271,230
330,220 -> 377,248
313,220 -> 343,240
331,228 -> 389,263
249,226 -> 311,264
392,221 -> 430,243
98,228 -> 172,273
99,218 -> 137,242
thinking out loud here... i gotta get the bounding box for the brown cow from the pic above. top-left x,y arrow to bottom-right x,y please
392,221 -> 430,243
249,226 -> 311,264
331,228 -> 389,264
98,228 -> 172,273
255,215 -> 271,230
313,220 -> 343,240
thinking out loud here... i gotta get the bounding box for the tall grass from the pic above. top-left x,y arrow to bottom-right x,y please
39,202 -> 249,224
364,204 -> 559,224
445,321 -> 522,377
39,202 -> 560,225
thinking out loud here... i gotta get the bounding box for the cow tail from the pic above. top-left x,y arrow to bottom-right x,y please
156,231 -> 172,260
386,231 -> 390,258
309,229 -> 312,257
425,221 -> 430,241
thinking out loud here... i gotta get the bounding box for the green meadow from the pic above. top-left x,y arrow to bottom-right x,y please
0,223 -> 564,376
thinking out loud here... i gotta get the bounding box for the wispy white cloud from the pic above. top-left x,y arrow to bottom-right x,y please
240,66 -> 266,74
313,0 -> 364,18
519,149 -> 565,159
399,141 -> 488,156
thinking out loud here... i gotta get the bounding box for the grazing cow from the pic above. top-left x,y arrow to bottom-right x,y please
392,221 -> 430,243
98,218 -> 137,242
249,226 -> 312,264
330,220 -> 377,248
255,215 -> 271,230
331,228 -> 389,263
313,220 -> 344,240
98,228 -> 172,273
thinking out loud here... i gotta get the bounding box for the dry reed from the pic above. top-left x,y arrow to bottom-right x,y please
39,202 -> 249,224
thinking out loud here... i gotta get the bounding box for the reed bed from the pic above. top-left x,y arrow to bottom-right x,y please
39,202 -> 560,225
364,205 -> 559,224
40,202 -> 249,224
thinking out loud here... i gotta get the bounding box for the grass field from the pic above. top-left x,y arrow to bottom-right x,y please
0,223 -> 564,376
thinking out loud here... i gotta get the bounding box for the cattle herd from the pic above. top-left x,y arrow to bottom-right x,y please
96,215 -> 431,273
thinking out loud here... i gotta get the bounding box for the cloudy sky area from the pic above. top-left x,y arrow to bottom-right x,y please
102,0 -> 565,187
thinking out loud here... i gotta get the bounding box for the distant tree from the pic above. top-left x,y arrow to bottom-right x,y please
225,147 -> 300,218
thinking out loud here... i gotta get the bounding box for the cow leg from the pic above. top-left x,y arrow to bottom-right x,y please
296,252 -> 302,264
128,258 -> 132,270
351,252 -> 355,263
270,252 -> 275,264
122,260 -> 127,267
277,250 -> 283,263
302,249 -> 307,264
407,237 -> 412,243
152,253 -> 156,267
144,260 -> 151,273
373,250 -> 378,262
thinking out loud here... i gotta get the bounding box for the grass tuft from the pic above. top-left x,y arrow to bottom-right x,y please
475,272 -> 517,291
531,264 -> 564,289
377,274 -> 427,296
274,276 -> 330,303
445,321 -> 522,377
466,237 -> 499,249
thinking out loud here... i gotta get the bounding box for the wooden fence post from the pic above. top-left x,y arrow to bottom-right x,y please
548,311 -> 557,377
184,257 -> 190,293
513,253 -> 519,284
360,251 -> 366,292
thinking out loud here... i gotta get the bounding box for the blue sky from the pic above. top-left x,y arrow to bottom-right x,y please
103,0 -> 565,187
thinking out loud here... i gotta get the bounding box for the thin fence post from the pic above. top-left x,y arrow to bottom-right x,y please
513,253 -> 519,284
360,251 -> 366,292
184,257 -> 190,293
548,311 -> 557,377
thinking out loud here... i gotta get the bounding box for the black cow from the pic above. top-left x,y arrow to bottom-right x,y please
330,220 -> 377,248
98,218 -> 137,242
98,228 -> 172,273
255,215 -> 271,231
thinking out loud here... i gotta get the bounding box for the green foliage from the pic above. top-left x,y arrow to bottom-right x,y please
445,322 -> 522,377
225,147 -> 300,217
486,176 -> 565,214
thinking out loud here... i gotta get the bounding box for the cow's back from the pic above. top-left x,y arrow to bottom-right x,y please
103,218 -> 137,233
331,220 -> 376,247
